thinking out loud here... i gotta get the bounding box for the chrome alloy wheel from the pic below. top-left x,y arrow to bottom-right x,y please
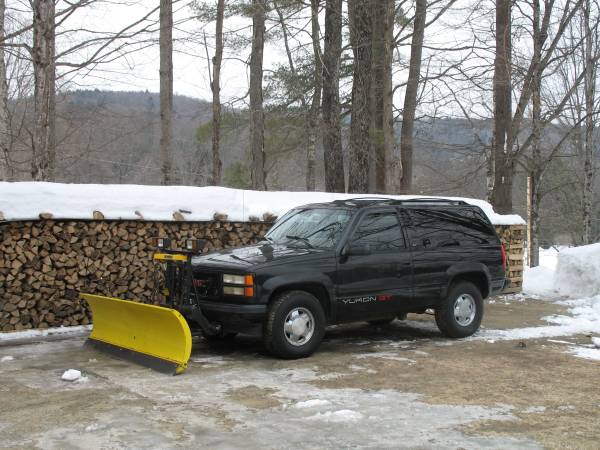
283,307 -> 315,346
454,294 -> 476,326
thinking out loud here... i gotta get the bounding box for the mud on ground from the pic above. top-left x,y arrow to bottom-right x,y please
0,296 -> 598,449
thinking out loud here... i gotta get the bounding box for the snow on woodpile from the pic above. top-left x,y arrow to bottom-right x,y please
0,182 -> 525,225
554,243 -> 600,298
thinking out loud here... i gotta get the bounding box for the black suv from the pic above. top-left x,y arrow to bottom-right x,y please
183,198 -> 506,358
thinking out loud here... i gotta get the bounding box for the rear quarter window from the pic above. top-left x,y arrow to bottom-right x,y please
408,208 -> 494,247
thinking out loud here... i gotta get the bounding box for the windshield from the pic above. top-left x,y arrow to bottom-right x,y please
265,208 -> 353,250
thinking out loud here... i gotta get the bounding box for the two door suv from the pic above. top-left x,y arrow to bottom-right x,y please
185,198 -> 506,358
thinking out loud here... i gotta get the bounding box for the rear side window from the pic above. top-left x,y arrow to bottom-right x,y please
351,211 -> 405,252
408,208 -> 494,247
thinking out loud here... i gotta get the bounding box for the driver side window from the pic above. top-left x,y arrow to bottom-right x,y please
351,211 -> 405,252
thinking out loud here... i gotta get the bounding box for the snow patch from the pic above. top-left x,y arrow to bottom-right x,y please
305,409 -> 363,423
294,399 -> 331,409
0,182 -> 523,225
0,355 -> 14,362
568,346 -> 600,361
592,337 -> 600,348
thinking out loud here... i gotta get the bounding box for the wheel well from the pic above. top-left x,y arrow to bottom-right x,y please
269,283 -> 331,319
450,272 -> 490,298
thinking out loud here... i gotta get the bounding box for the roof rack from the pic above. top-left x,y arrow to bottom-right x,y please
331,197 -> 469,207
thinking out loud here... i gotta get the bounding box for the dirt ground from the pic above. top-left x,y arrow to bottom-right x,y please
0,295 -> 598,450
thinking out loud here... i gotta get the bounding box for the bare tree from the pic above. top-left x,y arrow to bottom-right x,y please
348,0 -> 372,193
249,0 -> 266,190
0,0 -> 9,181
305,0 -> 322,191
209,0 -> 225,186
321,0 -> 344,192
582,0 -> 596,244
399,0 -> 427,194
371,0 -> 394,193
31,0 -> 55,181
160,0 -> 173,185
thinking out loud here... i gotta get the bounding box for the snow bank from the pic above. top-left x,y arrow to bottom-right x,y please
0,182 -> 524,226
522,247 -> 559,296
554,243 -> 600,297
0,325 -> 91,342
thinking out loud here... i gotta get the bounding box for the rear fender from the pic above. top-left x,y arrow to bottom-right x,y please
444,263 -> 492,299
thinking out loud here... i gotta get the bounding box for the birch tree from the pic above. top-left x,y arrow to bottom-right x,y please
0,0 -> 9,181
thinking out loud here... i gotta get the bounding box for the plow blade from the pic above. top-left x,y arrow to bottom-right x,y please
81,294 -> 192,375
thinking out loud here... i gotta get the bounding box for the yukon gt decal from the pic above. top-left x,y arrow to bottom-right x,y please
340,294 -> 393,305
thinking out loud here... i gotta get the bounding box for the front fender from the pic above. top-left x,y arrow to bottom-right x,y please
258,271 -> 336,317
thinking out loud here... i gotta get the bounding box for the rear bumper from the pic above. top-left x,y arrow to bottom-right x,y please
490,278 -> 506,295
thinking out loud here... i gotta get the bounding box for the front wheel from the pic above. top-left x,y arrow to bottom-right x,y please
263,290 -> 325,359
435,281 -> 483,338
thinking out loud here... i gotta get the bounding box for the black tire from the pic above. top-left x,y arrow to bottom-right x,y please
367,317 -> 395,326
263,290 -> 326,359
435,281 -> 483,338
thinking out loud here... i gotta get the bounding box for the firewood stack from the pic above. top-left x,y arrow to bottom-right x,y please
495,224 -> 525,293
0,219 -> 271,332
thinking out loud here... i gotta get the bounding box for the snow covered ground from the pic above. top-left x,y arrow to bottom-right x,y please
0,182 -> 525,225
518,244 -> 600,360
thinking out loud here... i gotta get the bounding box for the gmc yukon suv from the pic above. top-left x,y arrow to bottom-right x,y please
183,198 -> 506,358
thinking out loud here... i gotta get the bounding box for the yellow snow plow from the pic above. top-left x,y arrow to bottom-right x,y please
81,294 -> 193,375
81,239 -> 218,375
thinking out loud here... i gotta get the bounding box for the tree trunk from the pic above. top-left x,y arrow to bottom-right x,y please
399,0 -> 426,194
159,0 -> 173,185
31,0 -> 55,182
582,0 -> 594,244
250,0 -> 266,191
0,0 -> 10,181
491,0 -> 513,213
528,0 -> 542,268
211,0 -> 225,186
370,0 -> 394,194
306,0 -> 322,191
348,0 -> 372,193
321,0 -> 345,192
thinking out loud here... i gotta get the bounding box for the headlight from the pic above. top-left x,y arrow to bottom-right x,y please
222,274 -> 254,297
223,274 -> 246,285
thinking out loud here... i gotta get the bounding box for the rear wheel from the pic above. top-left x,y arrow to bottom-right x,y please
435,281 -> 483,338
263,290 -> 325,359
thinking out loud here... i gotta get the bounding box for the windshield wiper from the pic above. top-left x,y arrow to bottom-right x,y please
285,235 -> 314,248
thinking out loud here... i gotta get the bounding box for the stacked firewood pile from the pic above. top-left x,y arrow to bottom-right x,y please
0,219 -> 271,331
0,219 -> 523,332
495,224 -> 525,293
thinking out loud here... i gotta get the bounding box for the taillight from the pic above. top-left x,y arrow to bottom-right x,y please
500,243 -> 507,272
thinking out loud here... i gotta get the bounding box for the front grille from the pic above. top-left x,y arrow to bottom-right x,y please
192,271 -> 222,299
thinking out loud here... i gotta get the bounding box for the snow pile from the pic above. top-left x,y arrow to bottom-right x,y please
61,369 -> 83,382
0,182 -> 524,225
554,243 -> 600,297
